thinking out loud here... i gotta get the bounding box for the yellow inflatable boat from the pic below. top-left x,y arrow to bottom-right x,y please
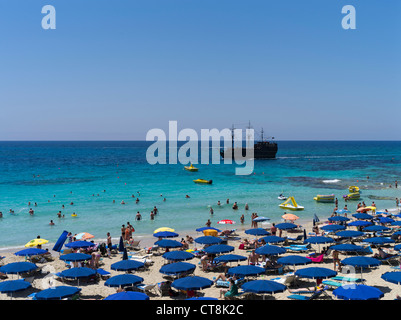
193,179 -> 213,184
279,196 -> 304,211
313,194 -> 335,203
184,163 -> 198,172
348,186 -> 360,193
344,192 -> 360,200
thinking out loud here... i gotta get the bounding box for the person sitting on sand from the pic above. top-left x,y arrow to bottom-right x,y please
220,279 -> 239,299
373,247 -> 396,259
186,235 -> 194,244
180,238 -> 189,250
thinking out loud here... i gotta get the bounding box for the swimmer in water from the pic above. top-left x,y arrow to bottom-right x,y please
121,200 -> 125,205
29,208 -> 34,215
186,195 -> 190,198
49,220 -> 55,226
217,201 -> 221,206
135,212 -> 142,221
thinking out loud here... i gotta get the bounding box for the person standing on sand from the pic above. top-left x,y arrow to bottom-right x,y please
333,250 -> 341,271
106,232 -> 112,258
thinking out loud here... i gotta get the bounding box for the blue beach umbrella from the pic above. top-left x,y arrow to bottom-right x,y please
104,291 -> 149,300
186,297 -> 218,300
204,244 -> 234,254
59,267 -> 97,286
118,236 -> 124,252
333,284 -> 384,300
65,241 -> 95,249
362,237 -> 395,245
214,254 -> 247,263
394,244 -> 401,251
111,259 -> 145,272
245,228 -> 270,236
104,274 -> 144,288
241,280 -> 286,297
171,276 -> 214,291
391,221 -> 401,226
14,248 -> 47,256
277,255 -> 312,268
304,236 -> 334,252
341,256 -> 381,279
352,213 -> 374,220
255,245 -> 286,256
330,244 -> 364,252
381,271 -> 401,285
275,223 -> 297,230
155,239 -> 183,248
0,280 -> 31,297
0,262 -> 38,277
160,262 -> 196,276
328,216 -> 350,222
194,236 -> 222,245
348,221 -> 372,227
227,265 -> 265,277
335,230 -> 364,238
35,286 -> 81,300
153,231 -> 179,238
363,225 -> 390,232
295,267 -> 337,280
162,251 -> 195,261
259,236 -> 286,244
377,217 -> 394,224
320,224 -> 346,232
59,253 -> 92,262
122,248 -> 128,260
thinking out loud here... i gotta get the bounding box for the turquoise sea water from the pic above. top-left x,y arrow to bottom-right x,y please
0,141 -> 400,250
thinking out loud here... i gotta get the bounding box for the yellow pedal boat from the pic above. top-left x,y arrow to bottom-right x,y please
184,163 -> 198,172
193,179 -> 212,184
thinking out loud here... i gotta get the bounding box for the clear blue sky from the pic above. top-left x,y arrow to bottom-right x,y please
0,0 -> 400,140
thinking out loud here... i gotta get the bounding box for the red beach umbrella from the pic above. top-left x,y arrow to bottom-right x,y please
218,219 -> 236,225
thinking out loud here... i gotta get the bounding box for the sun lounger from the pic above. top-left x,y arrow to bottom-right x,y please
215,277 -> 245,288
271,274 -> 296,287
284,244 -> 312,252
287,286 -> 330,300
135,283 -> 160,296
126,240 -> 141,251
331,276 -> 365,283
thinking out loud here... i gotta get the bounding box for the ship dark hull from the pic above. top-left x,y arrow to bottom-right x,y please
220,143 -> 278,159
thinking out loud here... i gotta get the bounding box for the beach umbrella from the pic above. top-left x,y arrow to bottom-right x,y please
204,244 -> 234,255
75,232 -> 94,241
335,209 -> 351,215
14,248 -> 47,256
320,224 -> 346,232
275,223 -> 297,230
295,267 -> 337,282
122,248 -> 128,260
25,238 -> 48,248
118,236 -> 125,252
0,262 -> 38,278
59,267 -> 96,286
304,236 -> 334,252
104,291 -> 149,300
390,221 -> 401,227
159,262 -> 196,276
194,236 -> 223,245
362,237 -> 395,246
104,274 -> 144,288
381,271 -> 401,285
195,227 -> 221,232
59,253 -> 92,262
333,284 -> 384,300
162,251 -> 195,262
35,286 -> 81,300
171,276 -> 213,291
0,280 -> 31,298
154,239 -> 183,249
313,214 -> 320,225
245,228 -> 270,236
352,213 -> 374,220
348,220 -> 372,227
277,255 -> 312,270
329,216 -> 350,222
217,219 -> 236,225
259,236 -> 286,244
111,259 -> 145,272
335,230 -> 364,238
154,227 -> 175,233
377,217 -> 394,224
282,213 -> 299,221
153,231 -> 179,238
253,216 -> 270,223
65,241 -> 95,249
330,244 -> 364,253
394,244 -> 401,251
241,280 -> 286,298
363,225 -> 390,232
214,254 -> 247,263
341,257 -> 381,280
227,265 -> 265,277
186,297 -> 218,300
255,245 -> 286,256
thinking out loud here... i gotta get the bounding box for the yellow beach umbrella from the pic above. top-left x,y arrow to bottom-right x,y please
282,213 -> 299,221
153,227 -> 175,233
25,238 -> 48,248
202,229 -> 218,237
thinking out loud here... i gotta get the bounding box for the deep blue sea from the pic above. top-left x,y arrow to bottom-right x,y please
0,141 -> 400,250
